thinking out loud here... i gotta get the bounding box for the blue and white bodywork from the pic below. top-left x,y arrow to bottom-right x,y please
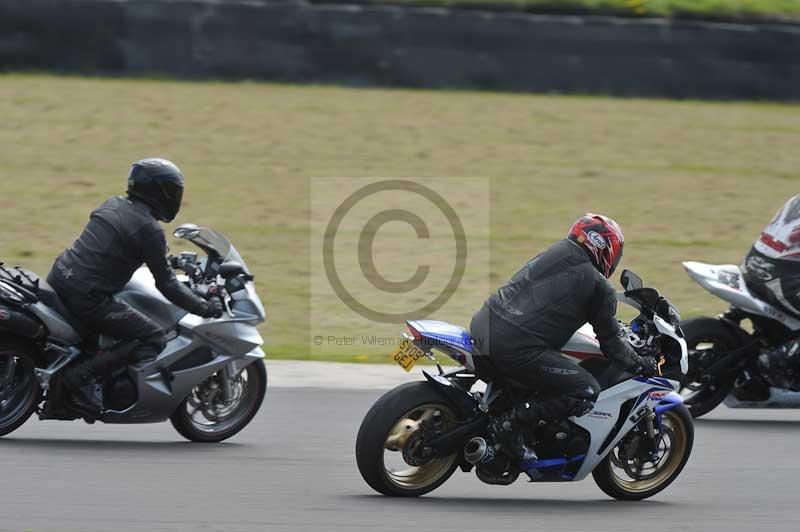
357,270 -> 693,500
406,282 -> 688,482
406,320 -> 476,370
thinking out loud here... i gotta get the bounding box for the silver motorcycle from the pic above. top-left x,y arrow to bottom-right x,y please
0,224 -> 267,442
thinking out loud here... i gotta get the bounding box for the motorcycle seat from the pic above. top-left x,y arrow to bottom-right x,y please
36,280 -> 89,339
471,349 -> 531,390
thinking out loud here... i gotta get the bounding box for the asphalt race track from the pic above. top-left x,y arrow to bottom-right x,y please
2,387 -> 798,532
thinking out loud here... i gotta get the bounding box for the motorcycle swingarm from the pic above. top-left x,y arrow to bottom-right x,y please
426,415 -> 488,456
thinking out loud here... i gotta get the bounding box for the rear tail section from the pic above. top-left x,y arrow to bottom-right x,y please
0,304 -> 44,340
406,320 -> 476,371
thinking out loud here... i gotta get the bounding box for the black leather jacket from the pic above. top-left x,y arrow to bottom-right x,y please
479,239 -> 644,370
47,196 -> 210,316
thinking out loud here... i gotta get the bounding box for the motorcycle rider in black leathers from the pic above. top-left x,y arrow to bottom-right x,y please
470,214 -> 659,460
742,194 -> 800,319
741,194 -> 800,387
47,158 -> 223,411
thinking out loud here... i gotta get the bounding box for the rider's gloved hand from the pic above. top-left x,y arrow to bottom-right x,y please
207,297 -> 224,319
196,300 -> 221,319
197,287 -> 225,318
638,356 -> 660,377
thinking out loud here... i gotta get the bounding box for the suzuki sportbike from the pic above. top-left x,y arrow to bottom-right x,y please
680,260 -> 800,417
356,270 -> 692,500
0,224 -> 267,442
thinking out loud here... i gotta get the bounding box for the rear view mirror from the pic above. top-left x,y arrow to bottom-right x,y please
174,223 -> 200,240
219,261 -> 245,279
620,269 -> 644,292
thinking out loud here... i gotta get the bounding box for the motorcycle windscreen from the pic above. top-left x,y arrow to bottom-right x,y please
175,225 -> 252,275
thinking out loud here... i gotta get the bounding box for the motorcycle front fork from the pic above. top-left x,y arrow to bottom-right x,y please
219,363 -> 236,403
642,412 -> 661,458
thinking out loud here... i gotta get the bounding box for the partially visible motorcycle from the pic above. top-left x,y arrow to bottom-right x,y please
356,270 -> 692,500
680,261 -> 800,418
0,223 -> 267,441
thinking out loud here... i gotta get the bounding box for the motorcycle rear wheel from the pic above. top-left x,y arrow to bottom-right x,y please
678,317 -> 739,418
170,359 -> 267,443
0,338 -> 42,437
356,381 -> 461,497
592,406 -> 693,500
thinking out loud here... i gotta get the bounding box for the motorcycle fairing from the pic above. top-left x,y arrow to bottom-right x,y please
683,261 -> 800,331
116,269 -> 188,330
561,324 -> 603,362
571,377 -> 680,481
99,270 -> 264,423
653,315 -> 689,374
27,301 -> 81,345
514,378 -> 680,482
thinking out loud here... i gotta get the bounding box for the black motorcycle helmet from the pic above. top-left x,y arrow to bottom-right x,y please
127,158 -> 185,223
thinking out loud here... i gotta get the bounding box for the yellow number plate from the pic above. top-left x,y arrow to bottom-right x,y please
390,338 -> 426,372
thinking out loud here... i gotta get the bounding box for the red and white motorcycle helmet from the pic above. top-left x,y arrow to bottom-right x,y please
567,213 -> 625,278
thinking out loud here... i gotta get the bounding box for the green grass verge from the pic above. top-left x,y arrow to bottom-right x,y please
353,0 -> 800,20
1,74 -> 799,363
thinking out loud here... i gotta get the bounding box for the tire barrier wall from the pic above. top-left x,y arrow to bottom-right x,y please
1,0 -> 799,99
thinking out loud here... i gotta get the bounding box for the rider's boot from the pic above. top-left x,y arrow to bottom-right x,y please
61,341 -> 139,413
61,357 -> 107,413
491,400 -> 540,462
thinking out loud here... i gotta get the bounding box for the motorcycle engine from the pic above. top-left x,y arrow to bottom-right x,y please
758,339 -> 800,391
535,421 -> 589,458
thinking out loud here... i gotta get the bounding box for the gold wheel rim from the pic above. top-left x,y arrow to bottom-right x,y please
609,410 -> 687,494
382,403 -> 458,490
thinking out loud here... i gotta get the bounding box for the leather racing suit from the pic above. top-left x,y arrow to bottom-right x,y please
47,196 -> 216,366
470,239 -> 646,422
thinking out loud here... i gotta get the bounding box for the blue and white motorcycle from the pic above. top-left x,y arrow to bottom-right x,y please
356,270 -> 692,500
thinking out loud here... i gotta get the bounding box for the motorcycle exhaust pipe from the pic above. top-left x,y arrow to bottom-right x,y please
466,436 -> 520,486
464,436 -> 495,465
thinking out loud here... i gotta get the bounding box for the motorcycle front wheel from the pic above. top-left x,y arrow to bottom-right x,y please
678,317 -> 739,418
592,405 -> 694,500
170,359 -> 267,442
356,381 -> 461,497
